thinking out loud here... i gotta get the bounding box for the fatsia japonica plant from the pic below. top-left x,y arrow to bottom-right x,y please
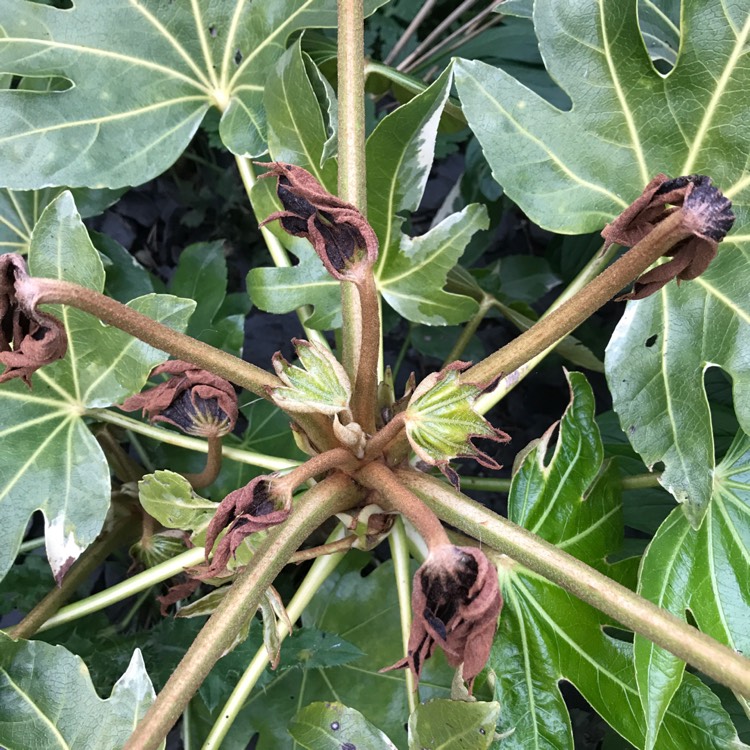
0,0 -> 749,748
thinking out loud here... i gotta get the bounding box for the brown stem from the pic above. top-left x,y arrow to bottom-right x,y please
464,210 -> 694,385
183,435 -> 223,490
27,278 -> 337,451
397,469 -> 750,699
356,461 -> 449,549
351,273 -> 380,434
290,535 -> 358,563
95,426 -> 145,484
364,411 -> 406,459
337,0 -> 369,387
8,515 -> 137,640
124,473 -> 362,750
273,447 -> 359,499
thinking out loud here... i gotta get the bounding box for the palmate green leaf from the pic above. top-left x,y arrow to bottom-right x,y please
490,372 -> 747,749
289,702 -> 398,750
633,431 -> 750,749
0,192 -> 194,581
455,0 -> 750,519
0,188 -> 123,254
0,0 -> 387,189
0,635 -> 158,750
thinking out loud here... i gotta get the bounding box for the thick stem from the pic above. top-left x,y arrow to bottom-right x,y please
465,211 -> 693,386
365,411 -> 406,459
30,278 -> 337,451
8,515 -> 137,640
183,435 -> 223,490
356,461 -> 449,549
397,469 -> 750,698
124,474 -> 361,750
273,447 -> 359,499
337,0 -> 369,386
351,273 -> 380,433
203,527 -> 349,749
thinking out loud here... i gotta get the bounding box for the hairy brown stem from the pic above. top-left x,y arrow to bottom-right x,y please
124,473 -> 362,750
290,535 -> 357,563
183,435 -> 223,490
274,447 -> 359,498
8,515 -> 137,640
464,210 -> 694,385
364,411 -> 405,459
351,273 -> 380,434
356,461 -> 449,549
27,278 -> 337,451
398,469 -> 750,699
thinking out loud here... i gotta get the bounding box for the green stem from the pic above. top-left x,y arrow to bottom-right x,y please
234,155 -> 330,351
36,547 -> 206,633
88,409 -> 302,472
621,472 -> 663,490
389,516 -> 417,710
459,476 -> 512,492
18,537 -> 45,554
443,295 -> 493,366
203,526 -> 349,749
8,515 -> 137,639
465,211 -> 693,387
124,474 -> 362,750
397,469 -> 750,699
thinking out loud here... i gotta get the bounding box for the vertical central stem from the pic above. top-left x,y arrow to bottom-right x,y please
337,0 -> 369,386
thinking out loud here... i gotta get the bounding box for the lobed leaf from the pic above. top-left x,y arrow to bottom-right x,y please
455,0 -> 750,518
0,192 -> 194,581
0,635 -> 158,750
634,431 -> 750,749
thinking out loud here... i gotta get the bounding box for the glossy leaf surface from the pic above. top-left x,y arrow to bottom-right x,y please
633,431 -> 750,748
408,699 -> 499,750
0,635 -> 157,750
491,372 -> 747,749
0,193 -> 194,581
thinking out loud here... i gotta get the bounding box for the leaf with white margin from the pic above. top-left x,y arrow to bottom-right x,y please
633,431 -> 750,750
0,192 -> 194,582
456,0 -> 750,520
0,634 -> 161,750
0,0 -> 387,189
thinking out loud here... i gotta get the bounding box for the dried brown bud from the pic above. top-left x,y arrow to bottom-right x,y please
602,174 -> 735,300
258,162 -> 378,282
382,545 -> 502,692
202,475 -> 290,577
120,360 -> 237,437
0,253 -> 67,387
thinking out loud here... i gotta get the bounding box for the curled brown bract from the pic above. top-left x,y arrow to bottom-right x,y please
382,544 -> 502,692
602,174 -> 735,300
120,360 -> 238,438
0,253 -> 67,387
258,162 -> 378,282
201,475 -> 290,578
